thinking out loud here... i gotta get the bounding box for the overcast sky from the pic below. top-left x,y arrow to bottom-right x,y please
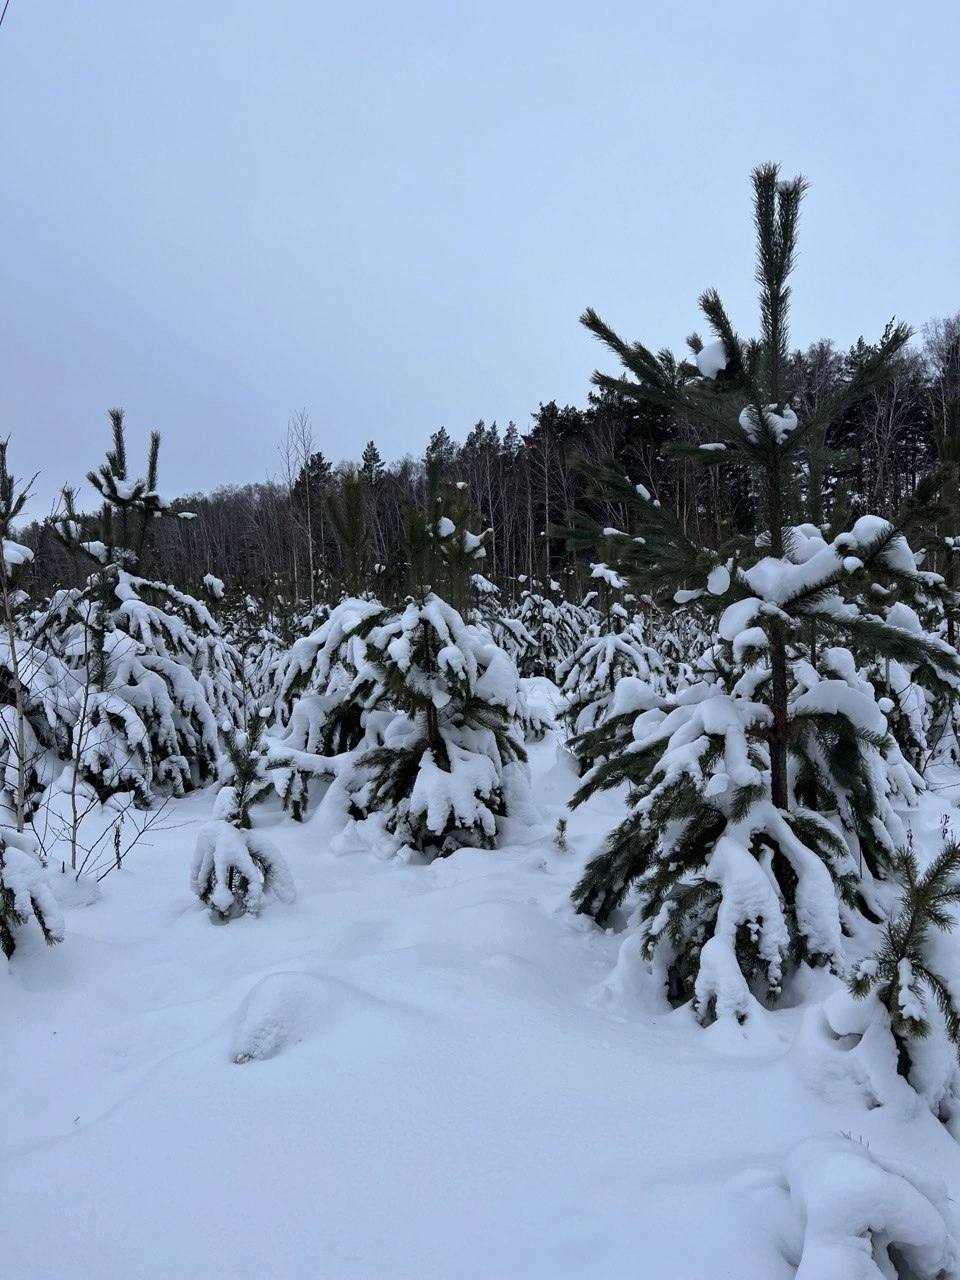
2,1 -> 958,512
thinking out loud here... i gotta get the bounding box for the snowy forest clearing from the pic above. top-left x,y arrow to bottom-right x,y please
3,161 -> 960,1280
2,705 -> 959,1280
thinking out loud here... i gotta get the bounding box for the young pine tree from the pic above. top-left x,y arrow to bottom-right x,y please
267,596 -> 383,819
44,412 -> 243,807
559,563 -> 666,773
191,705 -> 295,922
568,165 -> 960,1022
0,441 -> 55,831
343,473 -> 529,858
850,842 -> 960,1092
0,828 -> 64,959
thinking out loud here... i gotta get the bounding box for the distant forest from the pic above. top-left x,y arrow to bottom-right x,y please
21,312 -> 960,620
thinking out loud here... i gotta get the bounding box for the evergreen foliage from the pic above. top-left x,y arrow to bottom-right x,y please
325,470 -> 370,597
851,841 -> 960,1081
190,810 -> 296,923
566,165 -> 960,1020
0,440 -> 59,828
39,414 -> 244,805
218,707 -> 273,829
267,597 -> 382,819
0,828 -> 64,958
513,583 -> 584,679
344,592 -> 528,858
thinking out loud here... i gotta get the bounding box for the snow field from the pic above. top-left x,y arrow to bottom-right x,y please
3,719 -> 959,1279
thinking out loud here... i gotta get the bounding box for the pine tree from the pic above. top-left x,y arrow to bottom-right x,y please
345,597 -> 528,858
567,165 -> 960,1021
513,581 -> 583,679
190,808 -> 295,922
0,828 -> 64,958
267,596 -> 382,819
217,707 -> 273,829
850,841 -> 960,1085
0,441 -> 58,830
325,470 -> 369,597
425,426 -> 458,475
44,413 -> 243,807
339,478 -> 528,859
360,441 -> 384,487
191,706 -> 294,923
559,566 -> 666,773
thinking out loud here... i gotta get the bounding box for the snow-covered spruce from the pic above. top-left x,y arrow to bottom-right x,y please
340,595 -> 529,859
190,789 -> 295,923
0,828 -> 64,958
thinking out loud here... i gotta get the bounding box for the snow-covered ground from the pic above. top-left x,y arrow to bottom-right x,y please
3,687 -> 959,1279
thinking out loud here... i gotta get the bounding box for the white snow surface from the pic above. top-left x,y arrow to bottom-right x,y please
2,716 -> 959,1279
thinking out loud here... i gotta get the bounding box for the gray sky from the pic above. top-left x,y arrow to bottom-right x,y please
2,1 -> 958,513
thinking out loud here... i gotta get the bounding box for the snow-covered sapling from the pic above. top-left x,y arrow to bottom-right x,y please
340,475 -> 529,858
190,806 -> 296,923
559,582 -> 665,773
192,808 -> 296,921
267,597 -> 383,819
0,829 -> 64,958
567,165 -> 957,1021
218,707 -> 273,829
347,594 -> 528,858
42,412 -> 245,814
850,841 -> 960,1084
191,716 -> 295,922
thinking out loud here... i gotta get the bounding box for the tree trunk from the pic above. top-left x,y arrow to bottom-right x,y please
767,455 -> 790,811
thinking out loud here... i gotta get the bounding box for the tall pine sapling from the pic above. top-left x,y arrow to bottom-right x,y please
567,164 -> 960,1021
43,412 -> 243,811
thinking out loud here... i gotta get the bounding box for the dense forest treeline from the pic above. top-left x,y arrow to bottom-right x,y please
19,313 -> 960,619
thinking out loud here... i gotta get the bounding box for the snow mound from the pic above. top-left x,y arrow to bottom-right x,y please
782,1135 -> 956,1279
230,970 -> 420,1065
